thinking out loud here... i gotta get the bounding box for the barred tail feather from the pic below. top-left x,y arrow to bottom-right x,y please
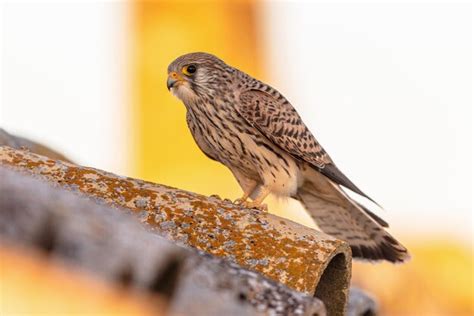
296,179 -> 409,263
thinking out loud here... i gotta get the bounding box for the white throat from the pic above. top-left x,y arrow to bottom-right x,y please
171,84 -> 197,104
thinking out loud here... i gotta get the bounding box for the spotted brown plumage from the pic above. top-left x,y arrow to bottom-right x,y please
167,52 -> 409,263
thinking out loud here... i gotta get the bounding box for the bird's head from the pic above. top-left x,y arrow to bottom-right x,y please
167,52 -> 229,103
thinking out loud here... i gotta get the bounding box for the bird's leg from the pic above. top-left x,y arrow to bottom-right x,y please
234,181 -> 258,205
242,186 -> 271,212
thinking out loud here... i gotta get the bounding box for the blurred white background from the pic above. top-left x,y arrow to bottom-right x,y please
1,0 -> 472,242
1,1 -> 130,174
261,1 -> 472,242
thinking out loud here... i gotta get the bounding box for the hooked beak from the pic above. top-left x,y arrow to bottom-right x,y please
167,71 -> 183,91
167,77 -> 177,91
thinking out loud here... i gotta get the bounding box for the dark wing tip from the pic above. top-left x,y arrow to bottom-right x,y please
320,163 -> 382,208
351,237 -> 410,263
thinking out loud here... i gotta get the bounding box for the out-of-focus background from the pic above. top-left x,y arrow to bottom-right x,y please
1,0 -> 472,315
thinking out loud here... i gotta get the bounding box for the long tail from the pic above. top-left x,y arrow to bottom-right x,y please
296,170 -> 410,263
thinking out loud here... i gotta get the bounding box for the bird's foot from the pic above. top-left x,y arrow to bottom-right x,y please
241,201 -> 268,212
234,197 -> 247,205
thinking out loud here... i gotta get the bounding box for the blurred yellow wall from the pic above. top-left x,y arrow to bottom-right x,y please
353,241 -> 473,316
132,0 -> 263,201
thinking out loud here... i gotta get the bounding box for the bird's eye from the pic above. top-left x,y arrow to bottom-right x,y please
182,64 -> 197,76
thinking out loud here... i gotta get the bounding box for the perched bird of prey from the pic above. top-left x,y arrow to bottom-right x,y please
167,52 -> 409,263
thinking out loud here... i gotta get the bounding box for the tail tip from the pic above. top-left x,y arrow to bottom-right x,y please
351,236 -> 410,263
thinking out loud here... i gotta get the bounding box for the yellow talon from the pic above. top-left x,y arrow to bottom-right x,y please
234,197 -> 247,205
241,201 -> 268,212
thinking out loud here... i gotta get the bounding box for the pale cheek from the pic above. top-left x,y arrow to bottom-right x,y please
171,85 -> 197,103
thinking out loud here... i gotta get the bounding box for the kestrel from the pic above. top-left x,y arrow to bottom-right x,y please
167,52 -> 409,262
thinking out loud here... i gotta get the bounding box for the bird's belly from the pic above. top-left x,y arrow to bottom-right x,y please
235,133 -> 302,197
190,121 -> 256,176
188,110 -> 301,197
